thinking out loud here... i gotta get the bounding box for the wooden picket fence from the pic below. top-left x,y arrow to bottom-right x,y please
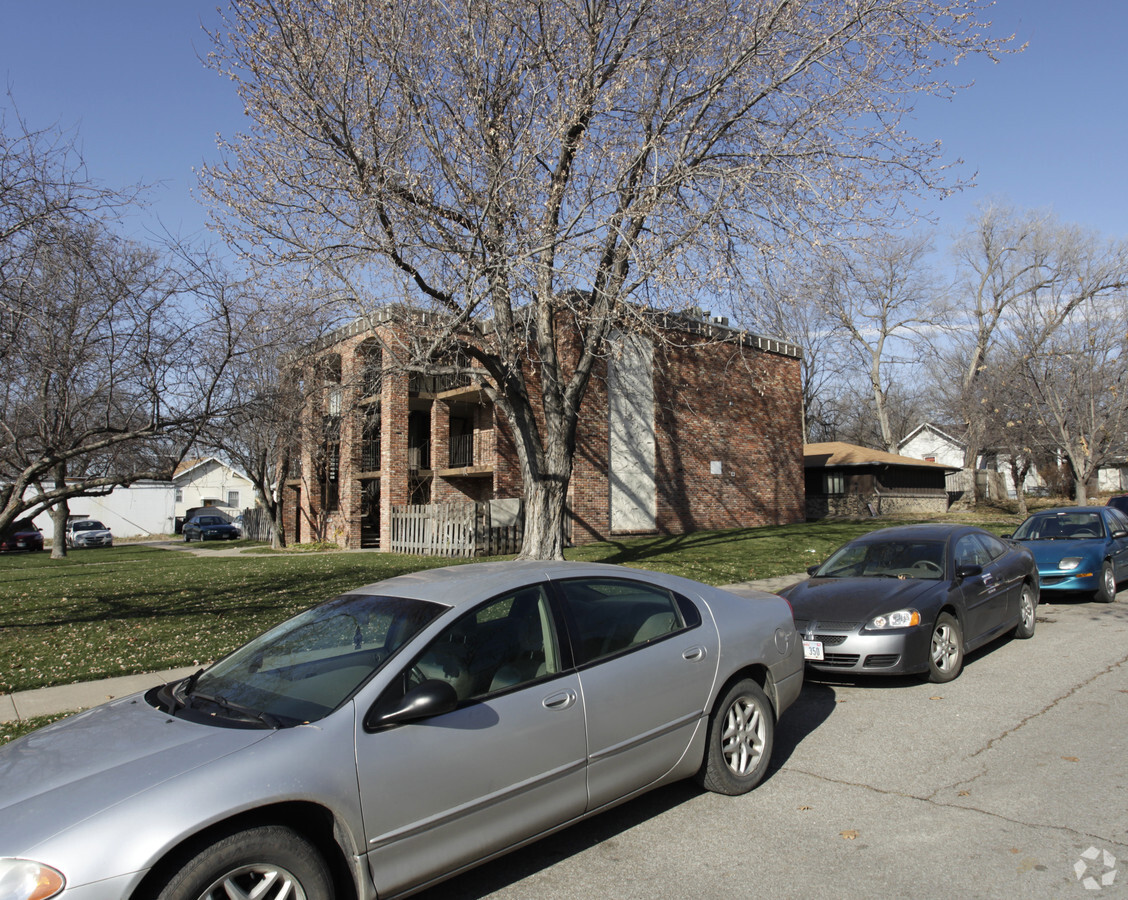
389,500 -> 523,557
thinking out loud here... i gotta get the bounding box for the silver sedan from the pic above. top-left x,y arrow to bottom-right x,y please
0,560 -> 802,900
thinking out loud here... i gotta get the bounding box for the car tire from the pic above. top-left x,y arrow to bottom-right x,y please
695,677 -> 774,795
154,824 -> 333,900
1095,561 -> 1116,603
927,612 -> 964,683
184,533 -> 191,543
1013,583 -> 1037,639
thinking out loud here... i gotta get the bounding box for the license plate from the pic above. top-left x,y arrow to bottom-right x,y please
803,640 -> 824,661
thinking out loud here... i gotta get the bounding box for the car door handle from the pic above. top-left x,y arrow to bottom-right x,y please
682,646 -> 706,661
542,690 -> 577,711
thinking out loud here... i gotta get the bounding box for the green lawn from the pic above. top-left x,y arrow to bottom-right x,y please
0,516 -> 1022,695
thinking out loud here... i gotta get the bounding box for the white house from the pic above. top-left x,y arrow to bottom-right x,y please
897,423 -> 968,468
174,458 -> 255,521
898,422 -> 1045,498
30,480 -> 177,538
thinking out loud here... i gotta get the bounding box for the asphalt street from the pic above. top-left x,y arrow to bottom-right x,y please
411,594 -> 1128,900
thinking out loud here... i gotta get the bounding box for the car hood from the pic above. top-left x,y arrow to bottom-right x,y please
1017,538 -> 1104,568
784,576 -> 939,625
0,693 -> 273,853
74,529 -> 111,538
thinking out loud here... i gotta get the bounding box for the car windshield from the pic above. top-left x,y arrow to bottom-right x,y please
1013,512 -> 1105,541
814,539 -> 947,580
196,516 -> 226,525
73,521 -> 104,531
178,593 -> 446,726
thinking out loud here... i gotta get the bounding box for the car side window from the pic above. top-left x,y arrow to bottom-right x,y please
954,535 -> 991,569
555,578 -> 688,666
977,533 -> 1008,562
1108,509 -> 1128,535
402,585 -> 560,702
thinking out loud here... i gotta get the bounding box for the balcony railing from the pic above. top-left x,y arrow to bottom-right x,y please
449,433 -> 474,468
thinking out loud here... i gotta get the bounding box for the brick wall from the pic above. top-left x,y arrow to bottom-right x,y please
287,316 -> 805,549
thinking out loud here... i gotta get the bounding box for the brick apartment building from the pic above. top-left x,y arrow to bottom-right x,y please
283,310 -> 805,550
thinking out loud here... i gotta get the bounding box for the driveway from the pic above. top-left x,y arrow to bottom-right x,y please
411,595 -> 1128,899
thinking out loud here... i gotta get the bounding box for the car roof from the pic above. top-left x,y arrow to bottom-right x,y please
1025,507 -> 1108,515
850,523 -> 978,542
345,560 -> 678,610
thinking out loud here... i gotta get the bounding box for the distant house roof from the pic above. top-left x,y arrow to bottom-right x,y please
173,457 -> 251,483
897,422 -> 967,453
804,442 -> 958,472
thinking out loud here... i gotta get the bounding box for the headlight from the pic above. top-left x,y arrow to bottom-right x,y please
0,859 -> 65,900
1058,557 -> 1082,571
866,609 -> 921,630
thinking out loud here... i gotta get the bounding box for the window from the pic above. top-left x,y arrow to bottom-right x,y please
823,472 -> 845,495
954,534 -> 992,569
175,488 -> 183,503
400,586 -> 559,702
227,490 -> 240,509
555,578 -> 690,666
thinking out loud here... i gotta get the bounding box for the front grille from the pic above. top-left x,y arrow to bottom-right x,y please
819,653 -> 860,668
793,620 -> 860,633
864,654 -> 900,668
812,634 -> 847,646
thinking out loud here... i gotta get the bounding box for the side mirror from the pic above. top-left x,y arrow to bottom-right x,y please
366,679 -> 458,730
807,564 -> 821,576
955,564 -> 983,579
1113,530 -> 1128,540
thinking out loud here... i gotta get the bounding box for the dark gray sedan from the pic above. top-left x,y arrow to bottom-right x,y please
182,514 -> 241,542
0,561 -> 801,900
782,524 -> 1038,683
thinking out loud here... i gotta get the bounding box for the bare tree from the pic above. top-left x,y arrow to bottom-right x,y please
197,292 -> 341,549
813,233 -> 939,451
944,205 -> 1127,477
203,0 -> 1011,558
0,109 -> 248,545
1015,292 -> 1128,504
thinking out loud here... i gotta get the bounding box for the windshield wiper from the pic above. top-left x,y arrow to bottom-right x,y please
188,690 -> 282,729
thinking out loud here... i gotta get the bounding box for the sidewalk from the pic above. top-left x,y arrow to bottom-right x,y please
0,574 -> 808,725
1,666 -> 201,724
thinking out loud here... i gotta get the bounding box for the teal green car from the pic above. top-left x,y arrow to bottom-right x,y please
1011,507 -> 1128,603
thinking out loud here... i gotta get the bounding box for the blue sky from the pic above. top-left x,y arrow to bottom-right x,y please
2,1 -> 1126,251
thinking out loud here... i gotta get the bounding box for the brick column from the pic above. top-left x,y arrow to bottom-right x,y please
380,369 -> 411,549
431,401 -> 454,500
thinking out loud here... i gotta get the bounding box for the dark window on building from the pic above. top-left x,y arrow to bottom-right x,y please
823,472 -> 845,495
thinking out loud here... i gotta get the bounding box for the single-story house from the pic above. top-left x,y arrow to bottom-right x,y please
173,458 -> 255,529
804,441 -> 956,519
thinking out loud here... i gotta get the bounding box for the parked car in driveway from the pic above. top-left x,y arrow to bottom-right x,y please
1010,506 -> 1128,602
0,560 -> 802,900
0,518 -> 44,552
781,524 -> 1038,683
182,514 -> 241,542
64,519 -> 113,549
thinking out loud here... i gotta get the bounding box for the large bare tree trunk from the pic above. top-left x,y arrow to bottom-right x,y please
520,477 -> 570,560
